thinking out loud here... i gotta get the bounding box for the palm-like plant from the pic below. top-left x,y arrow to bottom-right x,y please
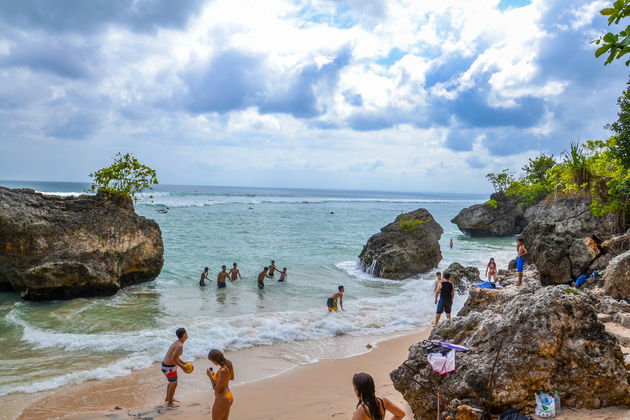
562,141 -> 591,188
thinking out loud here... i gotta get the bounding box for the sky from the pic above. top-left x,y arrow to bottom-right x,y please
0,0 -> 628,193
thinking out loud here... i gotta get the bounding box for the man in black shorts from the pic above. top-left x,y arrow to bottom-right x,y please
432,272 -> 454,327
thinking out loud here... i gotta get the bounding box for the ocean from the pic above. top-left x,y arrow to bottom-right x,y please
0,181 -> 515,397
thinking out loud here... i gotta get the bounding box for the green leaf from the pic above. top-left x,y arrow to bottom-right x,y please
596,44 -> 613,57
602,7 -> 617,15
604,32 -> 618,43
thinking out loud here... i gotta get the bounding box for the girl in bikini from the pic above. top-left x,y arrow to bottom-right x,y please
351,372 -> 405,420
207,349 -> 235,420
485,257 -> 497,282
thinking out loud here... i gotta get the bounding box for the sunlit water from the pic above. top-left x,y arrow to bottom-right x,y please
0,181 -> 515,396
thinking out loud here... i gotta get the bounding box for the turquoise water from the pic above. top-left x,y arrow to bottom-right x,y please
0,181 -> 515,396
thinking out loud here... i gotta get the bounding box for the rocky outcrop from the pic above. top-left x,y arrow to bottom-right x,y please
444,262 -> 481,294
603,251 -> 630,298
519,198 -> 619,285
451,192 -> 527,237
359,208 -> 443,279
391,268 -> 630,418
0,187 -> 164,300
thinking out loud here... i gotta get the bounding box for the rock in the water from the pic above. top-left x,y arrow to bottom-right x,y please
451,192 -> 527,237
444,262 -> 481,294
603,250 -> 630,299
358,208 -> 443,279
0,187 -> 164,300
390,269 -> 630,418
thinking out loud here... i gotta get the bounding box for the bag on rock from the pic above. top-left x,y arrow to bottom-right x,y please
499,409 -> 533,420
535,392 -> 556,417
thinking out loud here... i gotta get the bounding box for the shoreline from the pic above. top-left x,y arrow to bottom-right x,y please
2,327 -> 430,420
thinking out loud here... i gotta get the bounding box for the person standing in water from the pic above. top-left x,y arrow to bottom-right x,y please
449,239 -> 453,248
327,286 -> 345,311
229,263 -> 242,282
207,349 -> 235,420
278,267 -> 287,282
485,258 -> 497,282
217,265 -> 229,289
434,272 -> 442,292
267,260 -> 277,278
200,267 -> 209,287
516,238 -> 528,286
161,328 -> 189,408
351,372 -> 405,420
433,273 -> 454,327
257,267 -> 268,289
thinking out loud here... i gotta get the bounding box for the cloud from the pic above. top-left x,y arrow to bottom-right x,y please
0,0 -> 205,33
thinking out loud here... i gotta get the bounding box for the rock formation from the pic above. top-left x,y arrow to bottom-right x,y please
451,192 -> 527,237
444,262 -> 481,294
603,250 -> 630,299
358,208 -> 443,279
0,187 -> 164,300
391,268 -> 630,418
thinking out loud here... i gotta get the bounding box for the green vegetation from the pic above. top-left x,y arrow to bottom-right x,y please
606,78 -> 630,168
595,0 -> 630,66
485,199 -> 498,209
89,153 -> 158,203
398,215 -> 431,232
485,169 -> 514,193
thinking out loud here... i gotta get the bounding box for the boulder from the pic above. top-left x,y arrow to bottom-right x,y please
0,187 -> 164,300
391,269 -> 630,418
451,192 -> 527,237
358,208 -> 443,279
444,262 -> 481,294
603,251 -> 630,299
522,197 -> 617,234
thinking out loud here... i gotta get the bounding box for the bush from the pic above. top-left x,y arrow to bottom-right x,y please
398,215 -> 431,232
89,153 -> 158,203
485,199 -> 498,209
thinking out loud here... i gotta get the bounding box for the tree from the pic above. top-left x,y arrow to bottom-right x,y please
522,153 -> 556,184
485,169 -> 514,193
89,153 -> 158,202
605,77 -> 630,168
595,0 -> 630,65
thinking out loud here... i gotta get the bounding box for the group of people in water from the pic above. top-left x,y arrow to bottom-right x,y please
199,260 -> 287,289
162,327 -> 404,420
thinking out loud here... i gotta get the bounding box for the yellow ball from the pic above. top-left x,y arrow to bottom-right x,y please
184,363 -> 194,373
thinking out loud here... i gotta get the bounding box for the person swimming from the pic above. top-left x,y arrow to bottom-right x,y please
207,349 -> 235,420
278,267 -> 287,282
257,267 -> 268,289
200,267 -> 209,287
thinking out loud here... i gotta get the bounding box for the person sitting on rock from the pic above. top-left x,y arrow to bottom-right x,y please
433,273 -> 454,327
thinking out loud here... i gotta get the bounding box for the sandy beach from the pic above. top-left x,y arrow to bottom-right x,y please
3,325 -> 630,420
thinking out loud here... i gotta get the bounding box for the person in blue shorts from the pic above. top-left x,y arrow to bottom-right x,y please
516,237 -> 528,286
433,273 -> 454,327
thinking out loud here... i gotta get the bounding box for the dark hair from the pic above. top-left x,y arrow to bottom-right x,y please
204,267 -> 208,271
487,258 -> 495,267
208,349 -> 235,380
271,260 -> 275,263
283,267 -> 287,270
264,266 -> 268,270
353,372 -> 383,420
233,263 -> 237,266
338,285 -> 344,291
443,273 -> 451,280
517,237 -> 523,243
176,328 -> 186,339
436,271 -> 441,276
222,265 -> 226,269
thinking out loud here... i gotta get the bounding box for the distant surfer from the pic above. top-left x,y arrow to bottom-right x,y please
278,267 -> 287,282
200,267 -> 209,287
161,328 -> 189,408
433,273 -> 454,327
229,263 -> 242,282
217,265 -> 229,289
327,286 -> 345,311
267,260 -> 277,278
257,267 -> 268,289
516,237 -> 528,286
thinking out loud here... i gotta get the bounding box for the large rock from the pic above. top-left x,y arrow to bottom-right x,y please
0,187 -> 164,300
603,251 -> 630,299
519,198 -> 617,285
391,269 -> 630,418
451,192 -> 527,237
358,208 -> 443,279
444,262 -> 481,294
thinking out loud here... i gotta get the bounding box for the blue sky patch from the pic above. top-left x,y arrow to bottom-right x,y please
497,0 -> 532,12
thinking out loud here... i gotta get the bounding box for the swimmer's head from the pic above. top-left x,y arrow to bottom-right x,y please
222,265 -> 226,270
176,327 -> 187,339
233,263 -> 237,267
338,285 -> 344,292
436,271 -> 441,277
264,266 -> 268,271
271,260 -> 275,264
204,267 -> 208,271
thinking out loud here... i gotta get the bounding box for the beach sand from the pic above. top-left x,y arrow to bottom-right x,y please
3,327 -> 630,420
